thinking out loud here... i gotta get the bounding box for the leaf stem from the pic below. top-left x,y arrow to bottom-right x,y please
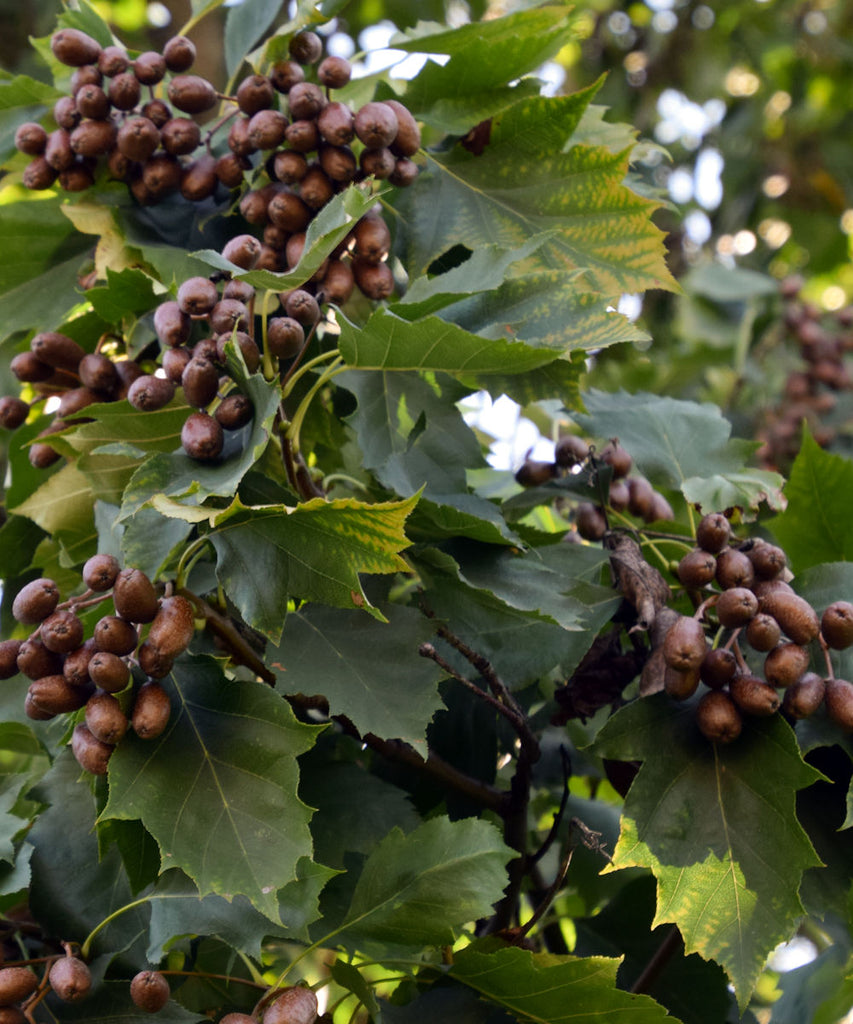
175,534 -> 214,591
280,347 -> 340,402
80,895 -> 153,959
284,358 -> 345,456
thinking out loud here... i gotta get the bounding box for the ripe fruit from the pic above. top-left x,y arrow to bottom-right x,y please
51,29 -> 101,67
599,441 -> 632,479
354,102 -> 398,149
132,681 -> 172,739
700,648 -> 737,690
215,393 -> 254,430
662,616 -> 707,672
130,971 -> 171,1013
163,36 -> 196,72
715,587 -> 759,628
746,541 -> 787,580
715,548 -> 754,590
128,375 -> 176,412
289,30 -> 323,64
0,640 -> 21,679
29,675 -> 91,715
48,956 -> 92,1001
764,643 -> 810,689
782,672 -> 825,719
147,596 -> 195,659
167,75 -> 217,114
86,692 -> 128,744
695,512 -> 731,553
40,609 -> 84,654
745,612 -> 782,652
222,234 -> 262,270
182,411 -> 224,461
821,601 -> 853,649
13,577 -> 59,624
574,503 -> 606,541
0,966 -> 39,1004
825,678 -> 853,731
696,690 -> 742,743
93,615 -> 139,656
663,665 -> 700,700
88,652 -> 130,693
626,477 -> 654,520
82,553 -> 121,591
178,277 -> 219,316
760,591 -> 820,645
515,460 -> 557,487
113,568 -> 159,623
730,673 -> 780,716
262,986 -> 319,1024
677,549 -> 717,588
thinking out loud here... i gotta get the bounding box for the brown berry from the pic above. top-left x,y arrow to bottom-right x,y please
88,652 -> 131,693
86,691 -> 128,745
113,568 -> 159,623
318,56 -> 352,89
147,596 -> 195,660
385,99 -> 421,157
730,673 -> 780,716
715,587 -> 759,628
222,234 -> 262,270
167,74 -> 217,114
262,986 -> 318,1024
155,301 -> 192,348
699,647 -> 737,690
821,601 -> 853,650
574,503 -> 607,541
71,725 -> 113,775
128,375 -> 176,412
13,577 -> 59,624
354,101 -> 398,149
764,643 -> 810,689
132,681 -> 172,738
182,411 -> 224,461
130,970 -> 171,1012
782,672 -> 826,720
696,690 -> 743,743
745,613 -> 782,652
0,640 -> 22,679
825,678 -> 853,731
677,549 -> 717,588
663,616 -> 707,672
0,396 -> 30,430
51,29 -> 101,67
695,512 -> 731,554
288,31 -> 322,64
16,639 -> 63,680
715,548 -> 755,590
554,435 -> 589,468
760,590 -> 820,645
664,665 -> 700,700
215,393 -> 254,430
0,967 -> 39,1005
40,609 -> 84,653
163,36 -> 196,72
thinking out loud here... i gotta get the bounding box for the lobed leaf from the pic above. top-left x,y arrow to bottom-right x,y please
209,492 -> 418,641
102,656 -> 319,920
592,694 -> 822,1007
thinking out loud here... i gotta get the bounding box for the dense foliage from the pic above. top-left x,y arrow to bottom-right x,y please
2,1 -> 853,1022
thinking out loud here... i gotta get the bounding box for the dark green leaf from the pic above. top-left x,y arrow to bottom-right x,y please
271,604 -> 443,744
592,694 -> 822,1007
101,656 -> 319,920
146,859 -> 334,961
770,428 -> 853,571
27,752 -> 150,966
299,754 -> 421,870
85,268 -> 158,326
577,390 -> 786,515
337,816 -> 511,950
209,492 -> 418,641
450,943 -> 680,1023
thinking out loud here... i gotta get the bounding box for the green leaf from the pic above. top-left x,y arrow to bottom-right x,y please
336,816 -> 512,950
592,694 -> 822,1008
101,656 -> 319,920
11,462 -> 95,543
146,859 -> 335,961
403,90 -> 677,296
450,944 -> 681,1023
339,369 -> 516,539
27,752 -> 150,966
576,390 -> 786,515
0,724 -> 50,863
225,0 -> 283,76
337,307 -> 557,376
0,70 -> 62,111
85,268 -> 158,326
271,604 -> 444,745
415,543 -> 619,688
299,754 -> 421,870
209,492 -> 418,642
396,7 -> 575,135
770,427 -> 853,571
193,185 -> 377,290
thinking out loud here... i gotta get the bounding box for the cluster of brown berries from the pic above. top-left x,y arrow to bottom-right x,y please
757,275 -> 853,470
514,435 -> 674,537
0,557 -> 192,774
0,327 -> 153,468
16,29 -> 215,199
233,28 -> 420,302
658,511 -> 853,742
15,25 -> 419,305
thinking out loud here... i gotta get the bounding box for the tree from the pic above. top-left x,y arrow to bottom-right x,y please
0,1 -> 852,1022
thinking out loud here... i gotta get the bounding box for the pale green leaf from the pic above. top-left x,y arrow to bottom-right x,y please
209,492 -> 419,641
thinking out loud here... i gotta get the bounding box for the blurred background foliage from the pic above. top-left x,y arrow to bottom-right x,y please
4,0 -> 853,470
